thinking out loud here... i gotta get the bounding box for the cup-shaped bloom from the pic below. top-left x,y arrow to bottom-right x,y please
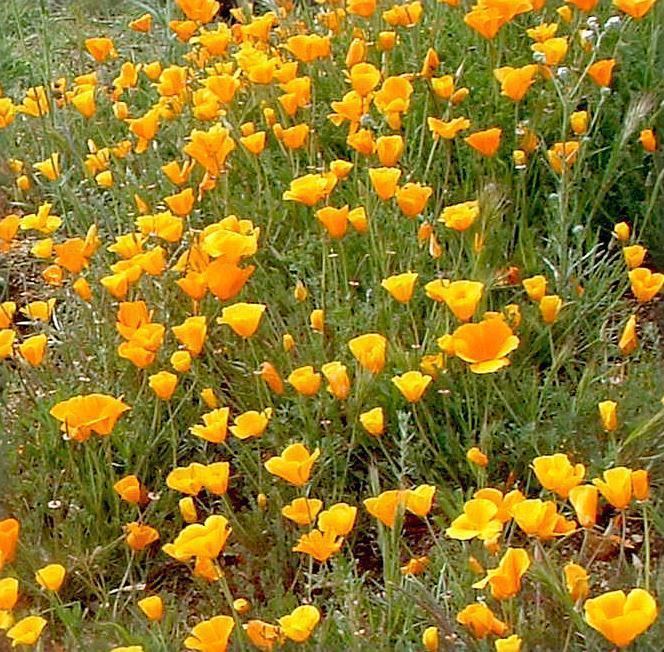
17,334 -> 47,366
428,115 -> 470,140
282,498 -> 323,526
632,469 -> 650,500
321,361 -> 350,400
451,318 -> 519,373
34,563 -> 65,592
171,350 -> 192,373
422,626 -> 439,651
456,603 -> 508,639
592,467 -> 637,509
0,576 -> 18,610
548,141 -> 581,174
584,588 -> 657,648
614,0 -> 657,18
473,488 -> 525,523
125,522 -> 160,551
317,503 -> 357,536
184,615 -> 235,652
49,394 -> 130,441
292,529 -> 343,563
432,279 -> 484,321
0,518 -> 20,569
309,309 -> 324,333
467,447 -> 488,467
264,444 -> 320,487
438,200 -> 479,231
405,485 -> 436,516
522,275 -> 547,301
495,635 -> 522,652
570,110 -> 589,134
494,64 -> 538,101
465,128 -> 502,157
278,605 -> 321,643
359,407 -> 384,436
190,408 -> 230,443
229,408 -> 272,439
401,555 -> 429,576
472,548 -> 530,600
202,462 -> 230,496
532,453 -> 585,498
348,333 -> 387,374
217,302 -> 266,338
205,261 -> 255,301
350,63 -> 381,96
138,595 -> 164,621
629,267 -> 664,303
179,497 -> 198,523
368,167 -> 401,200
588,59 -> 616,87
381,272 -> 418,303
568,485 -> 598,528
598,400 -> 617,432
375,135 -> 404,166
539,294 -> 563,324
613,221 -> 631,242
564,563 -> 589,602
395,183 -> 432,218
148,371 -> 178,400
113,475 -> 144,505
464,8 -> 506,40
167,463 -> 207,496
623,245 -> 647,269
364,490 -> 406,528
288,366 -> 322,396
164,515 -> 231,561
283,173 -> 337,206
445,498 -> 503,541
639,127 -> 657,151
0,302 -> 17,329
244,620 -> 285,650
392,371 -> 432,403
258,362 -> 285,395
7,616 -> 47,647
618,314 -> 638,355
511,499 -> 576,539
316,205 -> 349,239
172,316 -> 207,357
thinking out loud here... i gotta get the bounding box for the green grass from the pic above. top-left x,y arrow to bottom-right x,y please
1,0 -> 664,649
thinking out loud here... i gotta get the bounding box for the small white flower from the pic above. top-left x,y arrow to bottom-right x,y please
580,29 -> 596,43
605,16 -> 622,30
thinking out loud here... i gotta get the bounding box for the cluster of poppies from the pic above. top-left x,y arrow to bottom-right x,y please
0,0 -> 662,649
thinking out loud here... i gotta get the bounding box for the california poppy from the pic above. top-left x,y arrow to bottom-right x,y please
584,588 -> 657,648
451,318 -> 519,373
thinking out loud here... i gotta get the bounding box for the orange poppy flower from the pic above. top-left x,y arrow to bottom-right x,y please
264,444 -> 320,487
292,529 -> 343,562
628,267 -> 664,302
465,128 -> 502,157
584,589 -> 657,648
451,318 -> 519,373
456,603 -> 508,639
125,522 -> 160,551
50,394 -> 130,442
494,65 -> 538,101
348,333 -> 387,373
472,548 -> 530,600
588,59 -> 616,87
